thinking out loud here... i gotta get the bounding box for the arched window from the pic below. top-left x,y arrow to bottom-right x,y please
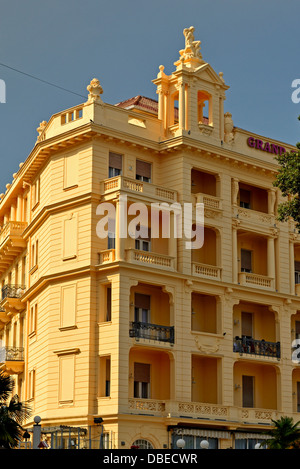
197,90 -> 212,125
131,439 -> 154,449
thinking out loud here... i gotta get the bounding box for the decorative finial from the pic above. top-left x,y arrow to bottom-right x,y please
87,78 -> 103,103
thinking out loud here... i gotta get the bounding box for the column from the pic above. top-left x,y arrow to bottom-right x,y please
232,178 -> 239,207
268,188 -> 276,215
267,235 -> 276,288
232,224 -> 238,284
17,194 -> 23,221
178,81 -> 186,131
115,198 -> 125,262
169,211 -> 177,271
290,236 -> 295,295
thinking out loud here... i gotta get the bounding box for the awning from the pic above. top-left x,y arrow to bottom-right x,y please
234,432 -> 269,440
173,428 -> 231,439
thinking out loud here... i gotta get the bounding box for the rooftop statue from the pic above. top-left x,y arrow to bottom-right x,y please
180,26 -> 203,61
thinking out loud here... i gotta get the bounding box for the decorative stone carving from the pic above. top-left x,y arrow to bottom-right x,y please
176,26 -> 204,69
224,112 -> 234,143
87,78 -> 103,103
194,335 -> 220,354
36,120 -> 47,142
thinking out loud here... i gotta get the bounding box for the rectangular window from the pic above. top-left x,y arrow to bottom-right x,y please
134,293 -> 150,323
239,189 -> 251,209
30,240 -> 39,270
296,321 -> 300,340
99,356 -> 111,397
241,312 -> 253,338
241,249 -> 252,273
107,217 -> 115,250
28,369 -> 35,400
29,303 -> 37,335
136,159 -> 151,182
135,227 -> 151,252
242,375 -> 254,408
32,178 -> 40,208
134,363 -> 150,399
109,152 -> 122,178
106,286 -> 112,322
295,261 -> 300,285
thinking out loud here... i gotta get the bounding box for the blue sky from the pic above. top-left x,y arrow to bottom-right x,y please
0,0 -> 299,193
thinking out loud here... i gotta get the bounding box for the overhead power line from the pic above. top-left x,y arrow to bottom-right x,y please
0,61 -> 87,100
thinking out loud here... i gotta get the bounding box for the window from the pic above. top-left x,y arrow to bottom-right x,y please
134,363 -> 150,399
241,249 -> 252,273
134,293 -> 150,323
241,312 -> 253,339
235,438 -> 265,449
99,356 -> 111,397
107,217 -> 115,250
28,369 -> 35,400
136,160 -> 151,182
132,439 -> 153,450
106,286 -> 112,322
296,321 -> 300,340
297,382 -> 300,412
135,227 -> 151,251
242,375 -> 254,408
295,261 -> 300,285
240,189 -> 251,209
30,239 -> 39,270
32,178 -> 40,208
109,152 -> 122,178
29,303 -> 37,335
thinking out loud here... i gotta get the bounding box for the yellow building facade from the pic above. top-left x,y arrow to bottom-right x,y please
1,27 -> 300,449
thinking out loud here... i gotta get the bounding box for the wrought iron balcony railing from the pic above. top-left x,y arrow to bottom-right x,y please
2,284 -> 26,301
129,321 -> 174,344
0,346 -> 24,362
233,336 -> 280,359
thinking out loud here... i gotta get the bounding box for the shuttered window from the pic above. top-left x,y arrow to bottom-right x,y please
240,189 -> 251,209
135,293 -> 150,310
134,363 -> 150,383
241,249 -> 252,272
134,363 -> 151,398
242,375 -> 254,408
242,312 -> 253,338
136,160 -> 151,182
296,321 -> 300,340
109,152 -> 122,177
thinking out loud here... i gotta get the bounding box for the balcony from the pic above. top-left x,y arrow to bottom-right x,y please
233,336 -> 280,359
0,222 -> 27,274
1,284 -> 26,314
100,175 -> 177,203
126,249 -> 175,271
129,321 -> 174,344
238,271 -> 274,290
192,262 -> 222,280
0,346 -> 25,374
